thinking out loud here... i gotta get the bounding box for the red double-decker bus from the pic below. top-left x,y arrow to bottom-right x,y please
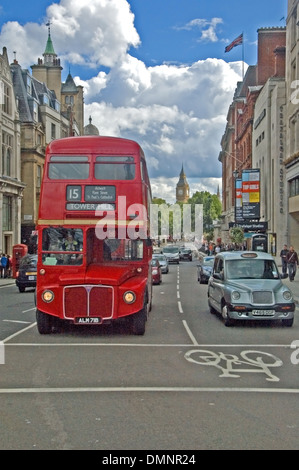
35,136 -> 152,335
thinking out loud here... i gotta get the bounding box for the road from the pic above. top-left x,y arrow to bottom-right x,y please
0,261 -> 299,450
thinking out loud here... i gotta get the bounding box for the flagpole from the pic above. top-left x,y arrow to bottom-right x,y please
242,31 -> 244,80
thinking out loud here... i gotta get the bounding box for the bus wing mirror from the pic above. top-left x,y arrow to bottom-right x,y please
146,237 -> 152,247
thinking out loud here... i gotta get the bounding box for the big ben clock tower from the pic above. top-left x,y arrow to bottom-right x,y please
176,165 -> 190,203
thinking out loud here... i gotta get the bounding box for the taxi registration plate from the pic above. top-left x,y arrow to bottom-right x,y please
252,310 -> 275,316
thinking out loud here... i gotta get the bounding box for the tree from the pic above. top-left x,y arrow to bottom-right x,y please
229,226 -> 244,246
188,191 -> 222,239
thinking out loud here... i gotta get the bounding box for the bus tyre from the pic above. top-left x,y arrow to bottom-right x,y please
36,309 -> 53,334
131,308 -> 146,335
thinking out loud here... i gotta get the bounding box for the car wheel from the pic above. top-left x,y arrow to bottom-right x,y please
282,318 -> 294,327
18,286 -> 25,293
221,302 -> 234,327
36,309 -> 53,334
208,297 -> 217,314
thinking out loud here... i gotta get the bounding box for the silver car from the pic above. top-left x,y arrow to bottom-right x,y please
207,251 -> 295,327
152,254 -> 169,274
162,245 -> 180,264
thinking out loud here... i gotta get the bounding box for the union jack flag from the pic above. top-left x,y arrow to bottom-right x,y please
225,33 -> 243,53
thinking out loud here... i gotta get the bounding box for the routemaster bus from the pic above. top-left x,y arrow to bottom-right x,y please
35,135 -> 153,335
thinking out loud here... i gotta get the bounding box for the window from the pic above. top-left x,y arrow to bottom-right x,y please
289,176 -> 299,197
41,94 -> 49,105
1,132 -> 13,176
95,157 -> 135,181
51,123 -> 56,140
49,163 -> 89,180
27,75 -> 31,94
33,101 -> 38,121
42,228 -> 83,266
37,165 -> 42,188
6,148 -> 11,176
65,96 -> 74,105
2,82 -> 11,115
2,195 -> 12,231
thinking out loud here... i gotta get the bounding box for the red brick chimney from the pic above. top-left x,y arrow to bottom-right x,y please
257,28 -> 286,85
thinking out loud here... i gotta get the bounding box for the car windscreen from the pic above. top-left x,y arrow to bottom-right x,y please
163,246 -> 179,253
226,259 -> 279,280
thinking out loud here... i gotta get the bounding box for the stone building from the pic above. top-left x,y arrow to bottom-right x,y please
0,47 -> 25,255
285,0 -> 299,249
10,26 -> 84,245
219,27 -> 287,251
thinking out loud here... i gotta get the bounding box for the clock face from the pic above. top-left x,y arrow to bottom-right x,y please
178,189 -> 183,195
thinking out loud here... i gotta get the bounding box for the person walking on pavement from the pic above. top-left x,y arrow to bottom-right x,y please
1,254 -> 8,278
286,246 -> 298,282
280,244 -> 289,275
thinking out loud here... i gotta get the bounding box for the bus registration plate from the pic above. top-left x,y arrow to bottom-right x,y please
75,317 -> 102,324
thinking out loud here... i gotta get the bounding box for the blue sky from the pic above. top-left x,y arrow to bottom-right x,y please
0,0 -> 288,202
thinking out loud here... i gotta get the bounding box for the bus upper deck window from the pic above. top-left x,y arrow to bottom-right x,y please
48,155 -> 89,180
95,156 -> 135,180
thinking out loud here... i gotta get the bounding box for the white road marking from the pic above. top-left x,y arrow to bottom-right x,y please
182,320 -> 199,346
0,386 -> 298,394
3,320 -> 32,324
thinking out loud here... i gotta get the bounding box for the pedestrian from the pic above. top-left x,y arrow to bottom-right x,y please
280,244 -> 289,275
6,255 -> 12,278
286,246 -> 299,282
1,254 -> 8,278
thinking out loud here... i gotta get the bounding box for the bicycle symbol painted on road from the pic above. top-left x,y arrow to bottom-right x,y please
185,349 -> 283,382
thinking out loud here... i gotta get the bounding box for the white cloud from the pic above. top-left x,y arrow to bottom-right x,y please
0,0 -> 244,203
175,17 -> 223,43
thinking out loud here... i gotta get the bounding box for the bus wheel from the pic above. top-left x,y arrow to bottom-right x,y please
36,309 -> 53,334
131,308 -> 146,335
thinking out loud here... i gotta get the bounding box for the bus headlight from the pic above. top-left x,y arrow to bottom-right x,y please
42,290 -> 54,303
123,291 -> 136,304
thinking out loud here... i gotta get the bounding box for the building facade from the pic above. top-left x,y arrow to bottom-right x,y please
0,47 -> 25,255
285,0 -> 299,249
252,77 -> 287,259
219,27 -> 287,253
10,27 -> 84,246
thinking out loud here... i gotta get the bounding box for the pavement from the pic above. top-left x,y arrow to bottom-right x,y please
1,269 -> 299,305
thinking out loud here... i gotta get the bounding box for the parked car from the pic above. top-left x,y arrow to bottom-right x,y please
152,254 -> 169,273
207,251 -> 295,327
162,245 -> 180,264
15,254 -> 37,293
197,256 -> 214,283
180,248 -> 193,261
151,258 -> 162,284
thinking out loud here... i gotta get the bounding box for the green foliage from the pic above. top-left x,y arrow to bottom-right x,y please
188,191 -> 222,235
229,226 -> 244,244
151,192 -> 222,239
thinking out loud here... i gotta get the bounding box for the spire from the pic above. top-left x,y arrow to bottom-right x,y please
43,22 -> 58,64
